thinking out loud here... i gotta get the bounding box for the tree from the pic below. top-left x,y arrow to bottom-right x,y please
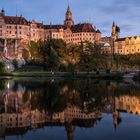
0,61 -> 7,73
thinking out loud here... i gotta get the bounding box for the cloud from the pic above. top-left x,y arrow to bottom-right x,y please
1,0 -> 140,37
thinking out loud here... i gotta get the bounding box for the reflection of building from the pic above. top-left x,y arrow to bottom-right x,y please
0,107 -> 101,138
0,87 -> 102,139
0,5 -> 101,59
115,96 -> 140,115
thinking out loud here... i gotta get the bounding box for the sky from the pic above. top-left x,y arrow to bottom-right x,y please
0,0 -> 140,37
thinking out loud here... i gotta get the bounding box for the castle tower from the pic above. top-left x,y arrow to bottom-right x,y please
65,122 -> 75,140
64,5 -> 74,28
115,25 -> 120,39
113,110 -> 118,129
111,21 -> 116,40
111,21 -> 120,40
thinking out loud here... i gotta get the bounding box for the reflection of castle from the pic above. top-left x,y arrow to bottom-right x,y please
0,108 -> 101,139
0,89 -> 101,139
1,79 -> 140,138
115,96 -> 140,115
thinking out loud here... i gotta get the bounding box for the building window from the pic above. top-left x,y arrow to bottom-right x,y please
118,45 -> 122,49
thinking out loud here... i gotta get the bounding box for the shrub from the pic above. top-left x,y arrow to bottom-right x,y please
0,62 -> 7,73
12,59 -> 18,69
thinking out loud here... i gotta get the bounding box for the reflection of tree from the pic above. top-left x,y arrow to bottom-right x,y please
22,80 -> 81,115
2,79 -> 140,115
20,80 -> 118,114
0,79 -> 7,91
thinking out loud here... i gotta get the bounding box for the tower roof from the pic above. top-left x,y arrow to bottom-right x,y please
0,8 -> 5,16
1,8 -> 5,13
112,21 -> 115,27
116,25 -> 120,32
66,5 -> 72,14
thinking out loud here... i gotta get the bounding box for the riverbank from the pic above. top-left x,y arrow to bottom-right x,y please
0,71 -> 124,80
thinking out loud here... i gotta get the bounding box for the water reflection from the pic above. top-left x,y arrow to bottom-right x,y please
0,79 -> 140,140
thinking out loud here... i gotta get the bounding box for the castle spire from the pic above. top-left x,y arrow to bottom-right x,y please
112,21 -> 115,27
64,4 -> 74,28
111,21 -> 116,39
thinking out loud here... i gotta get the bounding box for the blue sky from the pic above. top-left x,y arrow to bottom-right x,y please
0,0 -> 140,37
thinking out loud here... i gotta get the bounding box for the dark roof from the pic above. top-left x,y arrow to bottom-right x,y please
36,23 -> 45,28
96,29 -> 101,33
71,23 -> 96,33
116,25 -> 120,32
115,37 -> 126,41
100,37 -> 112,42
112,21 -> 115,27
45,25 -> 66,30
3,16 -> 28,25
115,36 -> 139,42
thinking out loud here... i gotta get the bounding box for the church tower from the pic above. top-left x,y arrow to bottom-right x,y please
64,5 -> 74,28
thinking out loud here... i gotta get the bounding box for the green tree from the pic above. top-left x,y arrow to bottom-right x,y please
0,61 -> 7,73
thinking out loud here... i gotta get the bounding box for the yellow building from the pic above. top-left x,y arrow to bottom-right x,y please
101,22 -> 140,55
114,36 -> 140,55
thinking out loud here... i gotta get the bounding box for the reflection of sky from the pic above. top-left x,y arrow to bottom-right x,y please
1,0 -> 140,37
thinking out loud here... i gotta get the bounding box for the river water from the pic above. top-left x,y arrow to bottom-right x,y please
0,78 -> 140,140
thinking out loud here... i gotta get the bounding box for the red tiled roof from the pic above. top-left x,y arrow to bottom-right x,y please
3,16 -> 28,25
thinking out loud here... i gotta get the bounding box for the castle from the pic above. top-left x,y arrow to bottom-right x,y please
0,6 -> 101,59
0,5 -> 140,60
101,22 -> 140,55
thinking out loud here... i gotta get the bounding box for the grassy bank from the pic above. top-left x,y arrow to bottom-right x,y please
0,71 -> 124,80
